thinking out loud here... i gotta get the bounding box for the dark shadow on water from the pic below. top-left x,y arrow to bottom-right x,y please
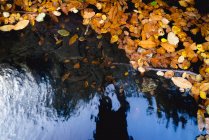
94,85 -> 132,140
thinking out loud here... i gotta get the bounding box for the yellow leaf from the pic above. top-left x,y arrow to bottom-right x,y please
171,77 -> 192,89
0,25 -> 14,32
200,83 -> 209,92
58,29 -> 70,37
200,91 -> 207,99
69,34 -> 78,45
14,20 -> 29,30
110,35 -> 118,43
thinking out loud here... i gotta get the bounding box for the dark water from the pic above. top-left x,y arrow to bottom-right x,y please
0,63 -> 204,140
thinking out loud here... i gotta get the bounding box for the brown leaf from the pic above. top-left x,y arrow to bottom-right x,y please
73,63 -> 80,69
138,40 -> 157,49
61,72 -> 70,82
69,34 -> 78,45
171,77 -> 192,89
14,20 -> 29,30
161,42 -> 175,53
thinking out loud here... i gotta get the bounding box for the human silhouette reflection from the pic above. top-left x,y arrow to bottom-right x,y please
94,84 -> 132,140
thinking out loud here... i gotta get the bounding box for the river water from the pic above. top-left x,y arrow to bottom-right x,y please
0,63 -> 204,140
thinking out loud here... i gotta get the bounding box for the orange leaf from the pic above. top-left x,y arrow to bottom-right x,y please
69,34 -> 78,45
138,40 -> 157,49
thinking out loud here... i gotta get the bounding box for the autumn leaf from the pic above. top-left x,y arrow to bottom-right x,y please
58,29 -> 70,37
171,77 -> 192,89
0,25 -> 14,32
69,34 -> 78,45
138,40 -> 157,49
83,8 -> 95,19
14,20 -> 29,30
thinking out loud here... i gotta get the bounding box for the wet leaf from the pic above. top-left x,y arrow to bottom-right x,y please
36,13 -> 46,22
61,72 -> 70,82
197,109 -> 205,131
138,40 -> 157,49
69,34 -> 78,45
73,63 -> 80,69
110,35 -> 118,43
150,1 -> 157,6
164,70 -> 174,79
171,77 -> 192,89
14,20 -> 29,30
0,25 -> 14,31
58,29 -> 70,37
200,91 -> 207,99
167,32 -> 179,46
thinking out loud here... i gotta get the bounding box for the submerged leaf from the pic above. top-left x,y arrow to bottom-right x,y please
58,29 -> 70,37
69,34 -> 78,45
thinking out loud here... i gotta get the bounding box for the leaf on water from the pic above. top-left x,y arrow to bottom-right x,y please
61,72 -> 70,82
150,1 -> 157,6
69,34 -> 78,45
0,25 -> 14,31
83,8 -> 95,19
200,83 -> 209,92
197,109 -> 205,131
73,63 -> 80,69
14,20 -> 29,30
167,32 -> 179,46
110,35 -> 118,43
138,40 -> 157,49
171,77 -> 192,89
200,91 -> 207,99
57,29 -> 70,37
36,13 -> 46,22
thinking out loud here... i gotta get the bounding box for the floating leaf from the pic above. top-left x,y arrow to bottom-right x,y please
200,91 -> 207,99
69,34 -> 78,45
36,13 -> 46,22
151,1 -> 157,6
0,25 -> 14,31
83,8 -> 95,19
197,109 -> 205,131
111,35 -> 118,43
14,20 -> 29,30
61,72 -> 70,82
138,40 -> 157,49
171,77 -> 192,89
73,63 -> 80,69
167,32 -> 179,46
58,29 -> 70,37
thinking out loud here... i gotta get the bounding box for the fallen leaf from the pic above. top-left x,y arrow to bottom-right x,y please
171,77 -> 192,89
14,20 -> 29,30
156,71 -> 164,76
36,13 -> 46,22
0,25 -> 14,31
83,8 -> 95,19
58,29 -> 70,37
61,72 -> 70,82
73,63 -> 80,69
138,40 -> 157,49
164,70 -> 174,79
200,91 -> 207,99
167,32 -> 179,46
200,83 -> 209,92
69,34 -> 78,45
197,109 -> 205,131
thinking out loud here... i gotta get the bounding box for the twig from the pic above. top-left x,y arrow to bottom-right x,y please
112,62 -> 198,75
84,23 -> 90,35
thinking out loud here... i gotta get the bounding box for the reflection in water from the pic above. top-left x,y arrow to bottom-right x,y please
0,64 -> 204,140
